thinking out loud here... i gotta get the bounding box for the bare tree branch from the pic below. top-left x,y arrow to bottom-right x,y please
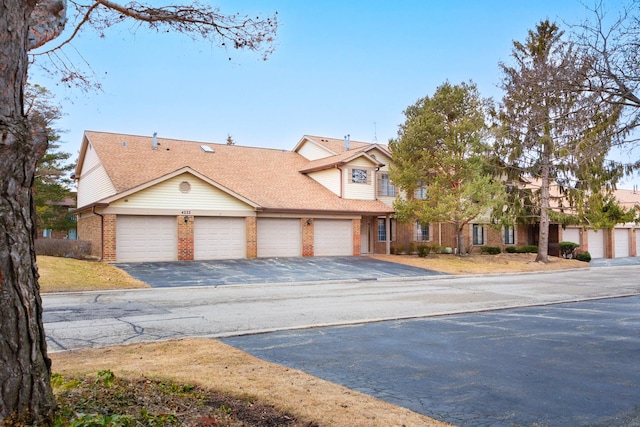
29,0 -> 278,89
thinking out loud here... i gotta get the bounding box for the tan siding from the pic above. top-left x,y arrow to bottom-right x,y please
368,148 -> 392,165
109,173 -> 254,211
343,167 -> 375,200
308,169 -> 341,196
80,143 -> 102,174
349,157 -> 377,167
77,164 -> 117,207
297,141 -> 333,160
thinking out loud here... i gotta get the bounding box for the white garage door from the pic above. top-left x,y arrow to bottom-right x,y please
194,217 -> 246,260
614,229 -> 630,258
116,215 -> 177,262
314,219 -> 353,256
562,228 -> 580,245
587,229 -> 605,259
257,218 -> 301,257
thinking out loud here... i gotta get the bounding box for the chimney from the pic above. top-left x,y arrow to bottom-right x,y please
343,135 -> 347,151
152,132 -> 158,150
346,134 -> 350,150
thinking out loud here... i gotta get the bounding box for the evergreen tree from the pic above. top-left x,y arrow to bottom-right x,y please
496,20 -> 623,262
26,83 -> 76,235
390,81 -> 505,255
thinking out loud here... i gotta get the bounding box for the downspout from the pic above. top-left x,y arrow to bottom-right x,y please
92,206 -> 104,261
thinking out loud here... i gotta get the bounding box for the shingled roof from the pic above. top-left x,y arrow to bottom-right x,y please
78,131 -> 394,215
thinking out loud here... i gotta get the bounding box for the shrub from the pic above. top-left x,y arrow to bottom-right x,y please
35,239 -> 92,259
558,241 -> 580,259
575,251 -> 591,262
417,244 -> 430,257
505,246 -> 517,253
481,246 -> 502,255
516,245 -> 538,254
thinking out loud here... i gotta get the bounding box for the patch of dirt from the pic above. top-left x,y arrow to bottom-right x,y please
370,253 -> 588,275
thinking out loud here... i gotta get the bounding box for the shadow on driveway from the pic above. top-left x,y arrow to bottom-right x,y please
114,256 -> 446,288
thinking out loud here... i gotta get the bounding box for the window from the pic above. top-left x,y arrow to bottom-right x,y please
351,168 -> 368,184
416,221 -> 430,241
504,226 -> 515,245
379,173 -> 396,197
377,218 -> 396,242
42,229 -> 51,238
472,224 -> 485,245
415,186 -> 427,200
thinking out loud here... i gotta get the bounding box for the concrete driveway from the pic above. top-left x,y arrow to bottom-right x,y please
114,256 -> 445,287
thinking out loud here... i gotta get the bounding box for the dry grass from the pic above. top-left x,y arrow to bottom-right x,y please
37,255 -> 149,293
51,339 -> 451,427
370,252 -> 588,275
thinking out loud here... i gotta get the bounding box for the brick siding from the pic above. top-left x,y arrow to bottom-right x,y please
178,215 -> 194,261
102,214 -> 116,261
77,214 -> 102,258
245,217 -> 257,258
302,218 -> 314,256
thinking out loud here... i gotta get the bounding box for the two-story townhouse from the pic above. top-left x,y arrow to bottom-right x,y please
73,131 -> 640,262
73,131 -> 396,262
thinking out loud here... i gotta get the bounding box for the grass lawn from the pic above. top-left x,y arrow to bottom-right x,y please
37,255 -> 148,293
44,253 -> 585,426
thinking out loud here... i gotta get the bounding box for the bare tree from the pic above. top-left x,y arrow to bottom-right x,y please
573,1 -> 640,148
0,1 -> 276,423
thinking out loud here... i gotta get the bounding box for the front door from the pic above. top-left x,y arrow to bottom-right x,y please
360,217 -> 373,254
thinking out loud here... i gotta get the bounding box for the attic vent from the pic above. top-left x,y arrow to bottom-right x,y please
179,181 -> 191,193
201,145 -> 214,153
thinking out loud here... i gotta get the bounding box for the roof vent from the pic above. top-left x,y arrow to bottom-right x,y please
201,145 -> 214,153
152,132 -> 158,150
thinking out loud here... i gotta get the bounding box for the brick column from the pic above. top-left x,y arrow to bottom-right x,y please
102,214 -> 117,262
631,228 -> 637,257
302,218 -> 314,257
352,218 -> 361,256
178,215 -> 194,261
246,217 -> 257,258
605,229 -> 614,259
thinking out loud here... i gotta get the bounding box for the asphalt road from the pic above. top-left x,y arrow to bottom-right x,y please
43,266 -> 640,351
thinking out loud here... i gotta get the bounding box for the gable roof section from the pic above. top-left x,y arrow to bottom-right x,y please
294,135 -> 371,156
299,149 -> 384,173
79,131 -> 393,215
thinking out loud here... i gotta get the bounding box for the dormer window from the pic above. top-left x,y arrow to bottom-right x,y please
351,168 -> 368,184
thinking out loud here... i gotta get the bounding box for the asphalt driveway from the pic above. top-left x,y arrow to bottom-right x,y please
114,256 -> 445,288
222,295 -> 640,427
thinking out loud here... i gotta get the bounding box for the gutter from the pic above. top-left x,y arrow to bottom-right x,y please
92,205 -> 105,261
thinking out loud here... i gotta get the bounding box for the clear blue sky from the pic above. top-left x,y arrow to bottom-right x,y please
30,0 -> 639,187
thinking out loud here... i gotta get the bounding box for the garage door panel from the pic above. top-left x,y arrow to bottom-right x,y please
116,216 -> 177,262
587,229 -> 605,259
257,218 -> 301,257
195,217 -> 245,260
614,229 -> 630,258
562,228 -> 580,245
314,219 -> 353,256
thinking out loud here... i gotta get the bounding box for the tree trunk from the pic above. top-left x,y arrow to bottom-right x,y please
536,149 -> 551,263
455,222 -> 466,255
0,0 -> 56,423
